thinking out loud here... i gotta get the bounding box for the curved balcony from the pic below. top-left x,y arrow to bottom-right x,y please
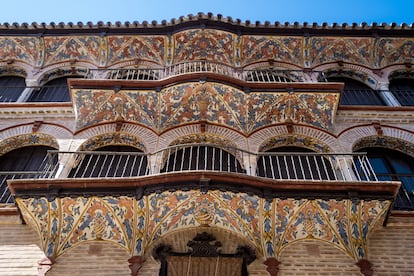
85,61 -> 326,83
39,144 -> 377,181
4,144 -> 401,205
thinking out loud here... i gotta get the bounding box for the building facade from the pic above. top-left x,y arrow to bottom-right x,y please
0,13 -> 414,275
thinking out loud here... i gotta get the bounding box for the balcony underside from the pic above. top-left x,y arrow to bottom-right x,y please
8,172 -> 399,262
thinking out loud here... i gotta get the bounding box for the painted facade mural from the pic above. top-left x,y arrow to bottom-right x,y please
43,36 -> 101,66
0,36 -> 41,66
308,37 -> 372,67
376,38 -> 414,67
173,30 -> 234,64
72,82 -> 339,133
0,31 -> 411,72
107,35 -> 166,66
241,36 -> 304,66
15,191 -> 391,261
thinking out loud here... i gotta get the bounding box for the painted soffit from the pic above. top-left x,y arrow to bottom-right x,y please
70,81 -> 341,134
14,191 -> 392,262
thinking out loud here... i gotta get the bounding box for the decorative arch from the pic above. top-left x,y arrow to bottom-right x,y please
0,123 -> 72,141
145,190 -> 262,256
0,133 -> 58,156
158,124 -> 247,151
149,226 -> 259,256
315,63 -> 379,89
74,123 -> 156,152
76,132 -> 147,153
0,64 -> 29,78
338,124 -> 414,153
249,125 -> 340,153
35,64 -> 90,86
388,67 -> 414,82
353,135 -> 414,158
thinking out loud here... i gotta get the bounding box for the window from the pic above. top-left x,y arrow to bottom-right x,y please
389,78 -> 414,106
27,77 -> 74,102
357,147 -> 414,210
0,146 -> 54,203
0,76 -> 26,102
328,77 -> 385,106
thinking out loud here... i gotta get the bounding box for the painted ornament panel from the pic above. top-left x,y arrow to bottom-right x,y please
308,37 -> 372,67
173,29 -> 234,64
241,36 -> 304,66
375,38 -> 414,67
0,36 -> 40,65
107,35 -> 166,66
73,88 -> 159,130
159,83 -> 201,131
146,190 -> 262,251
43,36 -> 101,66
209,84 -> 246,132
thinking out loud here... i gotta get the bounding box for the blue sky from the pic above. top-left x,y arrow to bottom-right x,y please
0,0 -> 412,25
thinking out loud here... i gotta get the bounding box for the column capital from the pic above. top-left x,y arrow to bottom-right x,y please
128,255 -> 145,276
356,259 -> 373,276
37,257 -> 54,276
264,257 -> 280,276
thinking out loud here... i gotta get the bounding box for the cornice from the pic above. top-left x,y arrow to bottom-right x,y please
0,12 -> 413,37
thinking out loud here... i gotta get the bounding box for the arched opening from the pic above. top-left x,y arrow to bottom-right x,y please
389,78 -> 414,106
151,228 -> 256,276
356,147 -> 414,210
327,77 -> 385,106
0,76 -> 26,102
68,145 -> 148,178
256,146 -> 336,180
160,145 -> 245,173
0,145 -> 55,203
27,76 -> 78,102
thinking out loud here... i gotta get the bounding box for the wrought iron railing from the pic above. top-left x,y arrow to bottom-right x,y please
0,144 -> 385,204
84,61 -> 326,83
0,172 -> 47,203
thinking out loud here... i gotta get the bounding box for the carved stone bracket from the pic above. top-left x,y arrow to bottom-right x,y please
356,259 -> 373,276
128,255 -> 145,276
37,257 -> 54,276
264,257 -> 280,276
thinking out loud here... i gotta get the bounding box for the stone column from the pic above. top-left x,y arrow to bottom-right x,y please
377,82 -> 401,107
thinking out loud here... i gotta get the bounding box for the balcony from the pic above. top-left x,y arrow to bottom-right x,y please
2,144 -> 403,207
85,60 -> 326,83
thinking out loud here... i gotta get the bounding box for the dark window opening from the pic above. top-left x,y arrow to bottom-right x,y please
256,146 -> 336,180
0,146 -> 54,203
27,77 -> 75,102
328,77 -> 385,106
0,76 -> 26,102
389,78 -> 414,106
357,147 -> 414,210
68,145 -> 148,178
